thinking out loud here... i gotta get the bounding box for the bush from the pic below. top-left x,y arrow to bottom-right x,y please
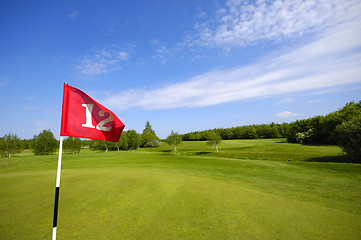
32,130 -> 58,155
63,137 -> 82,154
336,116 -> 361,162
0,133 -> 22,157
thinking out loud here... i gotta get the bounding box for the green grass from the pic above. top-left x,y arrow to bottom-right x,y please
1,139 -> 361,239
166,138 -> 343,161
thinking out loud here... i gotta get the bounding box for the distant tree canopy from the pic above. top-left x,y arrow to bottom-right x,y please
286,101 -> 361,145
0,133 -> 22,157
127,130 -> 142,150
84,121 -> 160,152
117,131 -> 129,150
206,131 -> 222,153
32,130 -> 58,155
166,130 -> 182,151
336,115 -> 361,162
16,102 -> 357,161
141,121 -> 160,148
144,121 -> 155,135
180,101 -> 361,161
63,137 -> 82,154
88,130 -> 142,151
181,101 -> 361,143
181,123 -> 284,141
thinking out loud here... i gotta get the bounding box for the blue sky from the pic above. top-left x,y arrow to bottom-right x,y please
1,0 -> 361,139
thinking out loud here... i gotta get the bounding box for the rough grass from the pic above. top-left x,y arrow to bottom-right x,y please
1,139 -> 360,239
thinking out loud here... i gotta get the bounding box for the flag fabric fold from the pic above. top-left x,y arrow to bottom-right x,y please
60,84 -> 124,142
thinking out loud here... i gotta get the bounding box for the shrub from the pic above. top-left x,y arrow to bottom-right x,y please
32,130 -> 58,155
336,116 -> 361,162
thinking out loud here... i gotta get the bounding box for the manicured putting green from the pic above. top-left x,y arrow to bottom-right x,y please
1,168 -> 361,239
1,140 -> 360,239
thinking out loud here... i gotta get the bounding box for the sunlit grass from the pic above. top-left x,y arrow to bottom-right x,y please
1,139 -> 360,239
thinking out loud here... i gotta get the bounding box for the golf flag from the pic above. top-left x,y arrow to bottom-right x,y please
60,84 -> 125,142
53,83 -> 125,240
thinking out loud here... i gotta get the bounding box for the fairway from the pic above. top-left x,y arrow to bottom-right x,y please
1,140 -> 361,239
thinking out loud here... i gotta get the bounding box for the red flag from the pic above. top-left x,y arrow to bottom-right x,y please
60,84 -> 125,142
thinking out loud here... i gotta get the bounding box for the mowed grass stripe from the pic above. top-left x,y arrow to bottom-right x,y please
1,139 -> 361,239
54,150 -> 361,216
58,169 -> 360,240
1,168 -> 360,239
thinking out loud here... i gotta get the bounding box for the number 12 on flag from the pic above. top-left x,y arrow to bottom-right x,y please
60,83 -> 125,142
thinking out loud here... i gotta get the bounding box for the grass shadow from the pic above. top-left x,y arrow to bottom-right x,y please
195,152 -> 212,156
160,150 -> 172,153
306,155 -> 358,163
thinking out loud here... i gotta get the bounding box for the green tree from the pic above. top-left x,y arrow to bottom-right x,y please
239,126 -> 258,139
141,130 -> 154,147
32,130 -> 58,155
286,101 -> 361,144
166,130 -> 182,151
117,131 -> 128,150
21,139 -> 31,149
141,121 -> 160,147
104,141 -> 110,152
336,116 -> 361,162
256,124 -> 281,138
144,121 -> 155,134
206,131 -> 222,153
90,139 -> 101,150
63,137 -> 82,154
89,139 -> 112,152
127,130 -> 142,150
0,133 -> 22,157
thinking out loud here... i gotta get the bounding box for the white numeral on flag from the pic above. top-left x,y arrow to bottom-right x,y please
82,104 -> 113,131
82,104 -> 96,129
96,110 -> 114,131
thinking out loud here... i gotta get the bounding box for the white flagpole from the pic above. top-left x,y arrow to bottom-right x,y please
52,82 -> 67,239
52,135 -> 63,240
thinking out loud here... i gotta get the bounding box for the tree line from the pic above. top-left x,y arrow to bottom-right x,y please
181,123 -> 284,141
1,101 -> 360,161
180,101 -> 361,161
86,121 -> 161,151
0,121 -> 161,156
181,101 -> 360,144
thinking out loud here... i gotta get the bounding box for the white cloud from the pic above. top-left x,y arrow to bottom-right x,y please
274,97 -> 294,105
77,50 -> 129,76
68,11 -> 79,20
102,18 -> 361,111
276,111 -> 301,118
33,120 -> 54,131
154,0 -> 361,65
307,99 -> 324,104
152,45 -> 173,64
197,11 -> 207,19
190,0 -> 361,48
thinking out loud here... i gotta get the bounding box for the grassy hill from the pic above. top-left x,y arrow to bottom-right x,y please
1,139 -> 360,239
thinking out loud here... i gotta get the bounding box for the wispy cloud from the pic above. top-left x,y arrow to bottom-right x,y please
32,120 -> 54,132
307,99 -> 324,104
276,111 -> 301,118
153,0 -> 361,64
102,18 -> 361,111
150,38 -> 175,64
68,10 -> 79,20
189,0 -> 361,48
76,49 -> 130,76
274,97 -> 294,105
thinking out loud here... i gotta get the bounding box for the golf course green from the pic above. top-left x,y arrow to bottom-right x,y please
1,139 -> 360,239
